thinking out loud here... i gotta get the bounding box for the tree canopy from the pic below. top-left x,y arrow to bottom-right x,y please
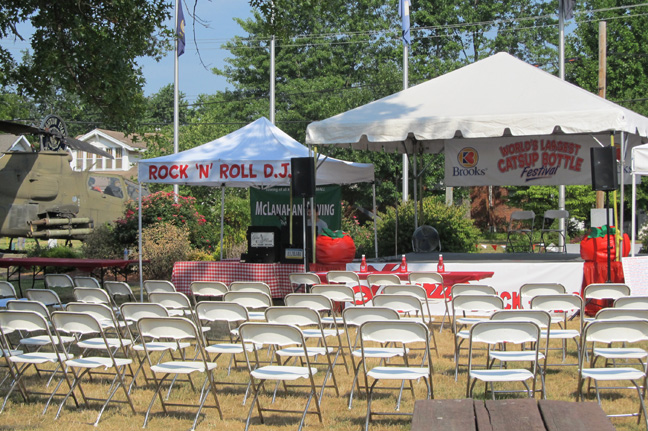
0,0 -> 172,130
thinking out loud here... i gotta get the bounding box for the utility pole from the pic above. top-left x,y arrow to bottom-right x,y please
596,20 -> 607,209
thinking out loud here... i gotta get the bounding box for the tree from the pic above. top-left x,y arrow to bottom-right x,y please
0,0 -> 172,130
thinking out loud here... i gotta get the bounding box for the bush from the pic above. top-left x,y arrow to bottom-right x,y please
27,245 -> 82,259
341,209 -> 375,258
81,224 -> 123,259
639,224 -> 648,253
376,197 -> 480,255
114,191 -> 207,248
137,223 -> 191,280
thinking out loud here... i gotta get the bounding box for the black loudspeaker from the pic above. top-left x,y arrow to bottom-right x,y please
590,146 -> 618,191
291,157 -> 315,198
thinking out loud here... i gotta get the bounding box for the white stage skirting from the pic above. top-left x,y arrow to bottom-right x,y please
347,260 -> 584,314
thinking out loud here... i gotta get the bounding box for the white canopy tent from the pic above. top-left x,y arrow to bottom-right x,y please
306,52 -> 648,240
631,143 -> 648,255
136,117 -> 377,286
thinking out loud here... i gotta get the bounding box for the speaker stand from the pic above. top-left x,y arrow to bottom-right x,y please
302,197 -> 309,272
605,191 -> 612,283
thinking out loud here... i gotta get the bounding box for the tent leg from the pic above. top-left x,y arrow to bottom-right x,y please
138,182 -> 143,302
632,173 -> 637,257
220,186 -> 225,260
373,183 -> 378,259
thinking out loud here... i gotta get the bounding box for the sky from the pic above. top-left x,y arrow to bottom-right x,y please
1,1 -> 254,105
142,0 -> 254,103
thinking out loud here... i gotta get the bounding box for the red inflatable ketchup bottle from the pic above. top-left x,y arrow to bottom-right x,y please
359,254 -> 368,273
399,254 -> 408,273
437,254 -> 445,272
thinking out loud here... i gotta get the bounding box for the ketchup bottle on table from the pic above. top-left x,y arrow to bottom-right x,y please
359,254 -> 368,273
437,254 -> 445,273
399,254 -> 408,273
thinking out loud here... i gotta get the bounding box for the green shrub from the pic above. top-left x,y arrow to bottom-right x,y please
114,191 -> 207,248
137,223 -> 191,280
341,212 -> 375,258
376,197 -> 480,255
81,224 -> 123,259
27,245 -> 82,259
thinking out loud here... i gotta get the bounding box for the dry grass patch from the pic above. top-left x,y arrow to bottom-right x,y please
0,317 -> 645,431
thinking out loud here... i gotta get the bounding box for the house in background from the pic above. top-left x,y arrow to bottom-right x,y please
71,129 -> 147,178
0,134 -> 33,152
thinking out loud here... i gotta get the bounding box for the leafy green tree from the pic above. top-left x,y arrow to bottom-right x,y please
0,0 -> 172,130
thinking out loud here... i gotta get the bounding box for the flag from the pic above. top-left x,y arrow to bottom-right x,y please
176,2 -> 186,56
562,0 -> 574,20
399,0 -> 411,46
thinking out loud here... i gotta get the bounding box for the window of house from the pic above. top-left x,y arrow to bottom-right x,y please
76,151 -> 85,170
115,148 -> 123,170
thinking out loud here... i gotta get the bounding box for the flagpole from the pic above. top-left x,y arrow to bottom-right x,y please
402,42 -> 409,204
173,0 -> 181,201
558,0 -> 566,250
401,0 -> 409,204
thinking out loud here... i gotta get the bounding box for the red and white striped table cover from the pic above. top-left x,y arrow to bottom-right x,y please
171,260 -> 304,298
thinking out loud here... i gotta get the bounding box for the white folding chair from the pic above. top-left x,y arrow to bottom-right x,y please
584,283 -> 631,319
143,280 -> 176,296
137,316 -> 223,430
73,286 -> 119,316
195,301 -> 256,382
615,296 -> 648,309
443,284 -> 496,333
148,291 -> 195,318
73,276 -> 101,288
530,294 -> 583,366
50,311 -> 136,426
289,273 -> 322,294
229,281 -> 272,296
25,289 -> 65,311
382,284 -> 435,326
190,281 -> 228,304
342,307 -> 401,409
327,271 -> 368,304
451,294 -> 503,380
466,320 -> 541,399
372,292 -> 439,358
594,308 -> 648,321
519,283 -> 566,309
310,284 -> 356,313
239,322 -> 322,431
0,281 -> 17,302
44,274 -> 74,289
223,291 -> 272,321
578,319 -> 648,429
506,210 -> 535,252
366,273 -> 402,293
0,310 -> 77,415
265,306 -> 340,403
360,320 -> 433,431
284,293 -> 349,373
489,310 -> 551,398
408,272 -> 446,331
104,281 -> 137,304
119,302 -> 188,394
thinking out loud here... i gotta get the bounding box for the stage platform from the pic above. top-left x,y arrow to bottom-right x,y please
382,251 -> 584,263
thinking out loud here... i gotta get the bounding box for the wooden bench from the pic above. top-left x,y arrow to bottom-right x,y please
411,399 -> 615,431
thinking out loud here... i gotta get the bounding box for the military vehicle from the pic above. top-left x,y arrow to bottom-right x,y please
0,116 -> 146,250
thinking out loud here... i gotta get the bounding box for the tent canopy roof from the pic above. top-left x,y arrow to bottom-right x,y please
306,53 -> 648,152
138,117 -> 374,187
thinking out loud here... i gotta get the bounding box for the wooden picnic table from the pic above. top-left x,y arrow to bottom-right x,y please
411,398 -> 614,431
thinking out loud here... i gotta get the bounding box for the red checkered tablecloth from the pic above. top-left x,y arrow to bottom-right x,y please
172,261 -> 304,298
